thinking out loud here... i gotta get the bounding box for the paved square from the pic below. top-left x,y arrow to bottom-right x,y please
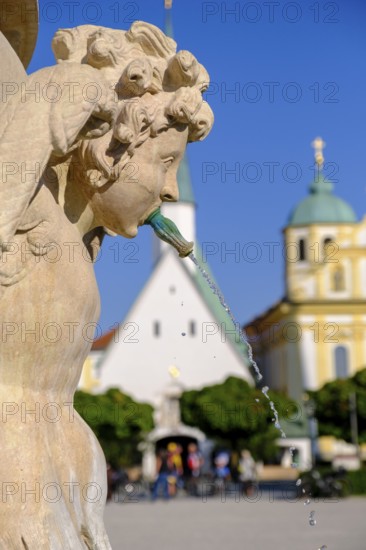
104,496 -> 365,549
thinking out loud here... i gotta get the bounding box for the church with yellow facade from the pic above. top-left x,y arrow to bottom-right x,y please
246,138 -> 366,401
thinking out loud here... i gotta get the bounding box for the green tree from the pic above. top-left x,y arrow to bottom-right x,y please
74,388 -> 154,467
180,376 -> 297,462
309,368 -> 366,443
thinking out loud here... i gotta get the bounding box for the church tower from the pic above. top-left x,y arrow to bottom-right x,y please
246,138 -> 366,398
285,137 -> 358,304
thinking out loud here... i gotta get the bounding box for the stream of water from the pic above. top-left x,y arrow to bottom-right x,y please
189,253 -> 289,442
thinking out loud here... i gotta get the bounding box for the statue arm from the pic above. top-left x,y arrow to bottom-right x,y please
0,62 -> 116,248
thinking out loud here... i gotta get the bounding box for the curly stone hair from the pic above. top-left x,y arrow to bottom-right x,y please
52,21 -> 214,188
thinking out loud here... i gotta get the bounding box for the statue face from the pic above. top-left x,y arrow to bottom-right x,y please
88,124 -> 188,238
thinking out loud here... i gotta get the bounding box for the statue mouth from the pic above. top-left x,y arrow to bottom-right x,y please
144,208 -> 194,258
139,205 -> 162,227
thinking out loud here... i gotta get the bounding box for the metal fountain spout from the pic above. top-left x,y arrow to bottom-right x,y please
144,208 -> 194,258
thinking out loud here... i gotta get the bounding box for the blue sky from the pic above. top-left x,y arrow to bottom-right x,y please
30,0 -> 366,333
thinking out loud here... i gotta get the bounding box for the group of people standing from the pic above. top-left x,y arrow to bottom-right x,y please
152,444 -> 257,500
152,442 -> 203,500
212,449 -> 257,496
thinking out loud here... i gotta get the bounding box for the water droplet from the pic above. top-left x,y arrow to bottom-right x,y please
304,499 -> 311,506
181,332 -> 186,336
309,511 -> 316,526
296,479 -> 302,486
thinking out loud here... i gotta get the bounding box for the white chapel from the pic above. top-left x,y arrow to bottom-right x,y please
80,150 -> 253,405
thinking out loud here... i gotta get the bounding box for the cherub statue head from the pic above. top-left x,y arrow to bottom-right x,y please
52,21 -> 214,239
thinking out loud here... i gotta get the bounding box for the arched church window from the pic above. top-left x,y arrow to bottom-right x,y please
323,237 -> 333,261
299,238 -> 306,261
334,346 -> 349,379
332,265 -> 345,292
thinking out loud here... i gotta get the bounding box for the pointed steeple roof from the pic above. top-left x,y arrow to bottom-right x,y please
177,153 -> 195,204
164,1 -> 195,205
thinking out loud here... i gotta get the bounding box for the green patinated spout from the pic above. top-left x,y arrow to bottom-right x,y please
144,208 -> 194,258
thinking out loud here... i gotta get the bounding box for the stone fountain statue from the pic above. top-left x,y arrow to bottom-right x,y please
0,4 -> 213,548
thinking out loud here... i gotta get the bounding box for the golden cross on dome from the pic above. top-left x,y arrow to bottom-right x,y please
311,136 -> 326,168
165,0 -> 172,8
